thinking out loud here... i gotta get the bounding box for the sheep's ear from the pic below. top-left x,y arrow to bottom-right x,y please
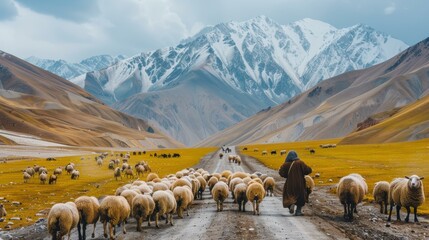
405,176 -> 410,179
420,177 -> 424,180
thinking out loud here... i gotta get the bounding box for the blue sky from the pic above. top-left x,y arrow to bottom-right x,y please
0,0 -> 428,61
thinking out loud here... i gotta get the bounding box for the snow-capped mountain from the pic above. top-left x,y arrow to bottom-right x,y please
71,16 -> 407,145
26,54 -> 126,79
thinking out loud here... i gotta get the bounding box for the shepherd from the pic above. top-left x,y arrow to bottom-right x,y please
278,150 -> 312,216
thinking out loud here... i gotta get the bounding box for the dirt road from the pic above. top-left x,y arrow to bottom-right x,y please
3,147 -> 428,239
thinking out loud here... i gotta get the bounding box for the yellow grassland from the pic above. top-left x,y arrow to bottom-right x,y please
240,139 -> 429,214
0,147 -> 215,229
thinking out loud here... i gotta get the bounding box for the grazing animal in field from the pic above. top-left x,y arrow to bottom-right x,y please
337,173 -> 368,221
388,175 -> 425,222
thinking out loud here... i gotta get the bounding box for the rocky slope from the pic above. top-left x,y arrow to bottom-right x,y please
197,37 -> 429,146
0,51 -> 181,148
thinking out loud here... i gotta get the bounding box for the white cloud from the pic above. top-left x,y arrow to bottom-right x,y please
384,2 -> 396,15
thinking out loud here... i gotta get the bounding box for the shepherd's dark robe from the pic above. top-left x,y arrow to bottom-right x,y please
278,159 -> 312,208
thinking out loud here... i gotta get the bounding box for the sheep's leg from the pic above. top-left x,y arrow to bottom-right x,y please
136,217 -> 142,232
147,214 -> 151,226
178,207 -> 183,218
77,222 -> 82,240
414,207 -> 419,222
343,204 -> 346,219
404,206 -> 410,222
243,201 -> 246,212
109,222 -> 114,240
169,213 -> 174,226
186,206 -> 190,216
91,223 -> 96,238
396,205 -> 401,221
122,220 -> 127,234
103,222 -> 108,238
83,222 -> 87,240
384,202 -> 388,215
387,204 -> 394,221
238,201 -> 242,211
256,202 -> 260,215
252,201 -> 256,215
379,202 -> 383,214
155,213 -> 159,228
350,203 -> 355,220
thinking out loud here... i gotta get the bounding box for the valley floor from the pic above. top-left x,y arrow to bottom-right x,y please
2,147 -> 428,240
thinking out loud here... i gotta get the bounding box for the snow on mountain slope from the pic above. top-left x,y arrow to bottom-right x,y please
26,55 -> 126,80
64,16 -> 408,145
197,37 -> 429,147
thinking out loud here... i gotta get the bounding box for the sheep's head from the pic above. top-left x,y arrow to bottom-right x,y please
406,175 -> 424,190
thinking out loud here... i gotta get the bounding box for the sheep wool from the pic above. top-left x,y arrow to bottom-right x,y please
234,183 -> 248,212
99,196 -> 130,239
132,194 -> 155,232
263,177 -> 275,197
388,175 -> 425,222
173,186 -> 194,218
211,181 -> 229,212
373,181 -> 389,214
304,175 -> 315,203
47,202 -> 79,240
75,196 -> 100,239
246,182 -> 265,215
337,173 -> 367,221
152,190 -> 177,228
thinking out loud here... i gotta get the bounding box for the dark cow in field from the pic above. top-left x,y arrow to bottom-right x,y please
270,150 -> 277,155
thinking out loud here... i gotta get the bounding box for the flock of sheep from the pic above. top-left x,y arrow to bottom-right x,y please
338,173 -> 425,222
22,162 -> 79,184
44,152 -> 277,240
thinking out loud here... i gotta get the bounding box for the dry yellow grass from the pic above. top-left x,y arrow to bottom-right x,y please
0,147 -> 215,229
240,139 -> 429,214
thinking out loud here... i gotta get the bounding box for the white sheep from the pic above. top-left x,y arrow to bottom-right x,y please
23,172 -> 31,183
97,157 -> 103,167
152,190 -> 177,228
132,194 -> 155,231
99,196 -> 130,239
211,181 -> 229,212
153,182 -> 169,192
65,164 -> 74,174
114,167 -> 121,180
38,167 -> 48,175
115,186 -> 128,196
120,190 -> 139,216
387,175 -> 425,222
263,177 -> 275,197
47,202 -> 79,240
171,178 -> 192,191
40,171 -> 47,184
373,181 -> 389,214
71,170 -> 80,180
246,182 -> 265,215
75,196 -> 100,239
337,173 -> 368,221
229,178 -> 244,202
54,167 -> 62,176
234,183 -> 248,212
173,186 -> 194,218
305,175 -> 315,203
24,167 -> 35,177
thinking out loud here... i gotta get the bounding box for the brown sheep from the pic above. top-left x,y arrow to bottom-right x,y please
337,173 -> 367,221
305,175 -> 315,203
208,176 -> 219,193
196,176 -> 207,200
49,174 -> 57,184
147,173 -> 159,182
212,182 -> 229,212
173,186 -> 194,218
